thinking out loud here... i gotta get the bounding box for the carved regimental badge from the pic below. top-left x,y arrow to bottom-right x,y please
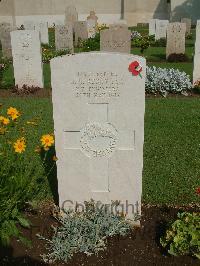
80,122 -> 118,158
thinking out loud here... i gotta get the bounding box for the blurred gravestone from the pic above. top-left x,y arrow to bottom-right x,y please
155,20 -> 169,40
149,19 -> 157,36
11,30 -> 43,88
24,21 -> 35,30
181,18 -> 191,35
55,23 -> 73,52
65,5 -> 78,28
51,52 -> 146,222
34,22 -> 49,44
0,23 -> 15,58
74,21 -> 88,46
166,22 -> 186,59
100,27 -> 131,53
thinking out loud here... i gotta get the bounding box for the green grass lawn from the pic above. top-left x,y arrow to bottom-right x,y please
0,97 -> 199,205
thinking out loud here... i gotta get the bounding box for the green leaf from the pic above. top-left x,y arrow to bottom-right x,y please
17,216 -> 31,228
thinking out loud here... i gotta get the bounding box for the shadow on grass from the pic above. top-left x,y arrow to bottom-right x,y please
40,147 -> 59,205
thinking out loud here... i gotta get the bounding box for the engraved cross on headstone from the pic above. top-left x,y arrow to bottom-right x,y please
63,103 -> 135,193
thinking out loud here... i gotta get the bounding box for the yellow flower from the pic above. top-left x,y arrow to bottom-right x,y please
13,138 -> 26,154
40,134 -> 54,149
0,116 -> 10,125
0,127 -> 7,135
7,107 -> 20,120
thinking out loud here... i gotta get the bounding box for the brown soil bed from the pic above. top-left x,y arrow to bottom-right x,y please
0,204 -> 199,266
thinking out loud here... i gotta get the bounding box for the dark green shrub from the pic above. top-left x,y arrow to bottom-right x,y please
151,37 -> 167,47
132,35 -> 150,53
79,32 -> 100,52
160,212 -> 200,259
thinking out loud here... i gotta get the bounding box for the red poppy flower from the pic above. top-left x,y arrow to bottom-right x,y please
128,61 -> 142,76
195,187 -> 200,195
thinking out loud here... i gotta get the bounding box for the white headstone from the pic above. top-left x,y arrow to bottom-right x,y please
65,5 -> 78,27
100,27 -> 131,53
24,21 -> 35,30
181,18 -> 192,35
193,21 -> 200,84
87,19 -> 97,38
149,19 -> 157,36
55,23 -> 74,52
74,21 -> 88,46
34,22 -> 49,44
166,23 -> 186,58
51,52 -> 146,221
0,23 -> 14,58
155,20 -> 169,40
11,30 -> 43,88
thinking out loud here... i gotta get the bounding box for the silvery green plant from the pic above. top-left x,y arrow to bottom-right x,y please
39,201 -> 132,263
146,66 -> 192,97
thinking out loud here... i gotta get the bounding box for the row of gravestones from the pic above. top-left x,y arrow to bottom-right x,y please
149,18 -> 193,58
1,22 -> 200,88
0,22 -> 133,88
149,18 -> 192,40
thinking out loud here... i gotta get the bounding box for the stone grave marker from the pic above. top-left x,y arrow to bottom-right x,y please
11,30 -> 43,88
51,52 -> 146,221
24,21 -> 35,30
166,22 -> 186,59
155,19 -> 169,40
87,19 -> 97,38
55,23 -> 74,52
149,19 -> 157,36
181,18 -> 191,35
34,22 -> 49,44
87,11 -> 98,24
100,27 -> 131,53
193,21 -> 200,84
0,23 -> 15,58
65,5 -> 78,27
74,21 -> 88,46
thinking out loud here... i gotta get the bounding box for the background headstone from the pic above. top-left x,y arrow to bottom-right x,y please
0,23 -> 15,58
87,19 -> 97,38
193,21 -> 200,84
51,52 -> 146,221
34,22 -> 49,44
87,11 -> 98,24
181,18 -> 191,35
100,27 -> 131,53
166,22 -> 186,58
74,21 -> 88,46
11,30 -> 43,88
24,21 -> 35,30
55,23 -> 73,52
149,19 -> 157,36
155,20 -> 169,40
65,5 -> 78,28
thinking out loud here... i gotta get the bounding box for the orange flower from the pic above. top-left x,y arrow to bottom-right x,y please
40,134 -> 54,149
7,107 -> 20,120
13,138 -> 26,154
0,116 -> 10,125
